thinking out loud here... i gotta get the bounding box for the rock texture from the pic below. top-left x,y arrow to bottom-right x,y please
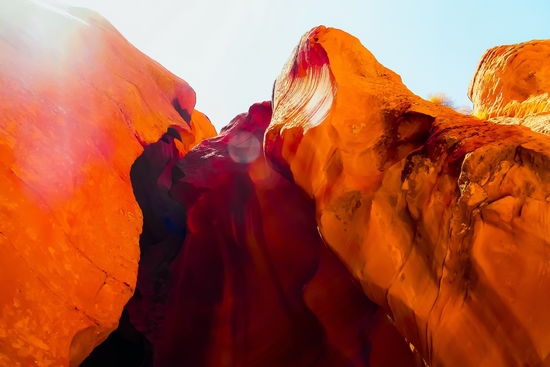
0,1 -> 214,366
4,1 -> 550,366
469,40 -> 550,133
266,26 -> 550,367
130,101 -> 420,367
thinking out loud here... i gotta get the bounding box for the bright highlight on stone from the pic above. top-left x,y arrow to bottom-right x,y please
1,1 -> 550,367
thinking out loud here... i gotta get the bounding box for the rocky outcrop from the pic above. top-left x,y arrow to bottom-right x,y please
266,26 -> 550,366
4,1 -> 550,366
0,1 -> 214,366
469,40 -> 550,133
131,101 -> 420,367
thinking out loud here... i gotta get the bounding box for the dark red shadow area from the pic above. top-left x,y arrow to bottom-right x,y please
82,102 -> 419,367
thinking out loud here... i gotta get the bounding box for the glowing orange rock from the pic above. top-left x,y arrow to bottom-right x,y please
469,39 -> 550,132
0,1 -> 214,366
266,26 -> 550,366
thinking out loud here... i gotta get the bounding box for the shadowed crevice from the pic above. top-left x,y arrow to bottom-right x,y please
81,130 -> 188,366
172,98 -> 192,125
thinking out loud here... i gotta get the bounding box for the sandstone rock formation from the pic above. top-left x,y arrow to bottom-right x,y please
469,39 -> 550,133
0,1 -> 214,366
3,1 -> 550,366
266,26 -> 550,366
126,101 -> 419,367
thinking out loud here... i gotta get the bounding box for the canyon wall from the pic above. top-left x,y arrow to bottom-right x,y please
2,2 -> 550,366
0,1 -> 214,366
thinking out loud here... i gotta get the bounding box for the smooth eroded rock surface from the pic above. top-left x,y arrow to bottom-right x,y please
5,1 -> 550,365
0,1 -> 214,366
266,26 -> 550,366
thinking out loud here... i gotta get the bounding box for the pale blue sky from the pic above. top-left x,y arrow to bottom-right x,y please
58,0 -> 549,130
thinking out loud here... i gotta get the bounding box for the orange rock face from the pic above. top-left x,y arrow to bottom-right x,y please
0,1 -> 213,366
266,26 -> 550,366
5,1 -> 550,365
469,39 -> 550,132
